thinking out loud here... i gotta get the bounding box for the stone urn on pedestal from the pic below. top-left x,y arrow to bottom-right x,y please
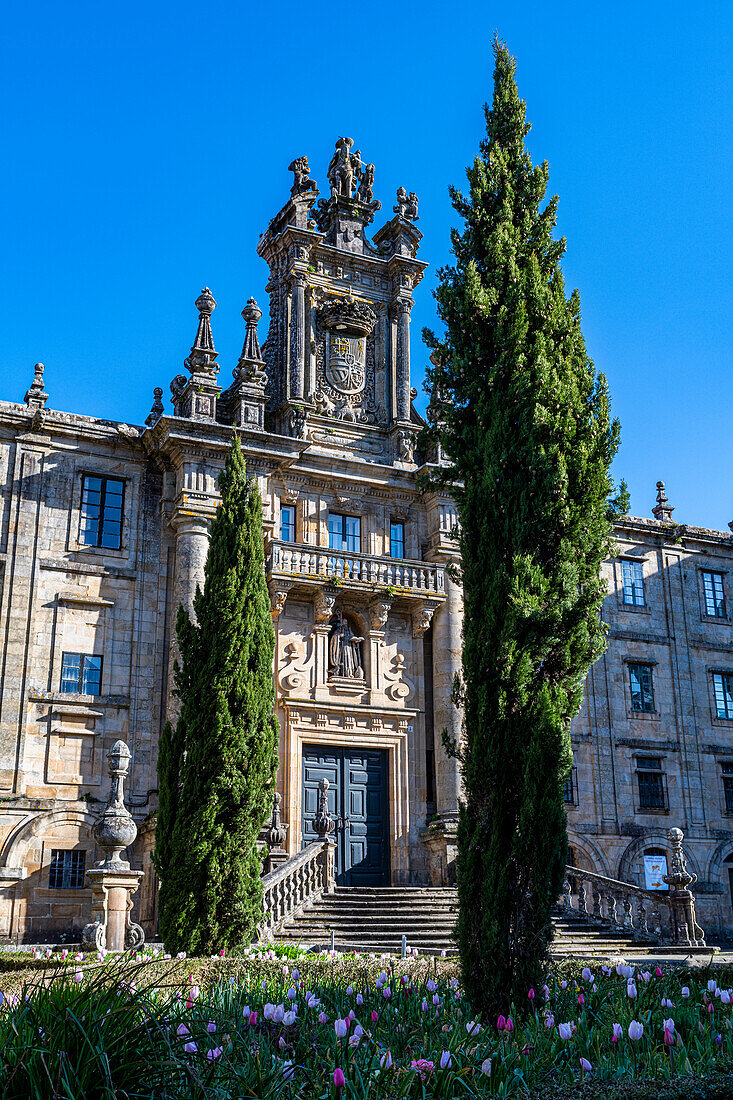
663,827 -> 706,948
82,740 -> 145,953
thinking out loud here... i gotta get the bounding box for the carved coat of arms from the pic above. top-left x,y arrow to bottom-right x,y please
326,334 -> 365,395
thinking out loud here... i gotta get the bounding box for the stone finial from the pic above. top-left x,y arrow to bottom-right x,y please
652,480 -> 675,522
235,298 -> 267,384
184,287 -> 219,376
267,791 -> 287,849
313,777 -> 334,839
145,386 -> 164,428
663,827 -> 706,947
24,362 -> 49,411
92,740 -> 138,870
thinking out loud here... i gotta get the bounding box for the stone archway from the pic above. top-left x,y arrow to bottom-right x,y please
566,832 -> 612,877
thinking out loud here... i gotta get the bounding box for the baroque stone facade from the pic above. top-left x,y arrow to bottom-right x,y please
0,141 -> 732,942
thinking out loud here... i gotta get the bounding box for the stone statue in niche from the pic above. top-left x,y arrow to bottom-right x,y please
328,612 -> 364,679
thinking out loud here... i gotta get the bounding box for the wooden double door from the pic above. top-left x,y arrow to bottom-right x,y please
301,746 -> 390,886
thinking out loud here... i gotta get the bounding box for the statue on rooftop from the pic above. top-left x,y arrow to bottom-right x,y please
394,187 -> 419,221
288,155 -> 317,196
327,137 -> 359,199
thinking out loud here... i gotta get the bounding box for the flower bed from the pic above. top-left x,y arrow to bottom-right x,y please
1,955 -> 732,1097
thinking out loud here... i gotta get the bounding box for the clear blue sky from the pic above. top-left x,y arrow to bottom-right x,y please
3,2 -> 731,530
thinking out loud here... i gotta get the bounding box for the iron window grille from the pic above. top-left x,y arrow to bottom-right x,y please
49,849 -> 86,890
702,571 -> 727,618
60,653 -> 103,696
390,521 -> 405,559
280,505 -> 296,543
621,559 -> 646,606
721,763 -> 733,814
636,756 -> 667,811
713,672 -> 733,720
79,475 -> 125,549
628,662 -> 655,713
328,514 -> 361,554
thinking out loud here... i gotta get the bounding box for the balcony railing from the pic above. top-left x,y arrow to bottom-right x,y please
269,540 -> 445,597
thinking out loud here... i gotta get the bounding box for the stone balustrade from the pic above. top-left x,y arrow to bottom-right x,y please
269,540 -> 445,598
260,839 -> 334,938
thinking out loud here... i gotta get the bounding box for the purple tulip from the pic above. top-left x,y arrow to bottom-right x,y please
334,1068 -> 346,1087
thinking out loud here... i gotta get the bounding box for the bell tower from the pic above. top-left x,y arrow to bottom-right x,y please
257,138 -> 426,467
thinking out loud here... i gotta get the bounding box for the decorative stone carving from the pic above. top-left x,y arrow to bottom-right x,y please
313,777 -> 334,839
394,187 -> 419,221
278,640 -> 309,692
314,589 -> 336,624
384,651 -> 413,702
24,362 -> 48,411
663,827 -> 706,946
652,481 -> 675,522
235,299 -> 268,384
357,163 -> 376,204
145,387 -> 164,428
327,137 -> 359,199
412,605 -> 436,637
82,741 -> 144,953
170,289 -> 222,420
369,601 -> 391,631
398,430 -> 415,464
328,612 -> 364,679
288,155 -> 317,195
269,585 -> 289,620
267,791 -> 287,848
319,294 -> 377,337
288,406 -> 308,439
185,288 -> 219,377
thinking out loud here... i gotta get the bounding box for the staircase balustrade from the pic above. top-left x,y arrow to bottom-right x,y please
259,839 -> 335,938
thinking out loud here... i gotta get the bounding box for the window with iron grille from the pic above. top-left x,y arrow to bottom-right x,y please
60,653 -> 103,696
636,756 -> 667,810
79,476 -> 124,549
721,763 -> 733,813
390,521 -> 405,559
621,559 -> 646,606
628,663 -> 655,713
280,505 -> 296,543
328,514 -> 361,553
702,571 -> 727,618
48,849 -> 86,890
713,672 -> 733,719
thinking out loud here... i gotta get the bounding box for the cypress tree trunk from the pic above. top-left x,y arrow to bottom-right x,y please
425,39 -> 625,1018
155,436 -> 279,954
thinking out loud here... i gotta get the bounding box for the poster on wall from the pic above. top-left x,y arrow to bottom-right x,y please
643,854 -> 668,891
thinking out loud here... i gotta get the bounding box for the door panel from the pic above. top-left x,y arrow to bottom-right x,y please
302,745 -> 389,886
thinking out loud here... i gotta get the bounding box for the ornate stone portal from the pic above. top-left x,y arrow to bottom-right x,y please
82,741 -> 144,953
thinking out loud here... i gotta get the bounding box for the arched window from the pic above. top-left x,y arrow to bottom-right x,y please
724,852 -> 733,908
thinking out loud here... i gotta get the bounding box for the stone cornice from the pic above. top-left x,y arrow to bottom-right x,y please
616,514 -> 732,548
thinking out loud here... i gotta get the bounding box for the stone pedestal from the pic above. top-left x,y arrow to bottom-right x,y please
420,819 -> 458,886
664,827 -> 706,947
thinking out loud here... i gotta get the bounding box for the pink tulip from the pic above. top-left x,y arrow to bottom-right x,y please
528,988 -> 535,1001
249,1011 -> 257,1025
664,1027 -> 674,1046
578,993 -> 585,1006
334,1068 -> 346,1088
371,1010 -> 378,1023
655,967 -> 663,977
505,1016 -> 514,1033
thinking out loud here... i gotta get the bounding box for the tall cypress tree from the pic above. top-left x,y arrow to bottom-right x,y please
425,40 -> 625,1017
154,436 -> 279,955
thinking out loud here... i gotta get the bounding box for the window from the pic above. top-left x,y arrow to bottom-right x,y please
80,476 -> 124,549
49,849 -> 86,890
636,756 -> 667,810
721,763 -> 733,813
621,559 -> 645,606
628,663 -> 655,713
328,514 -> 361,554
60,653 -> 103,696
702,571 -> 726,618
390,521 -> 405,559
562,770 -> 575,804
713,672 -> 733,720
280,505 -> 296,543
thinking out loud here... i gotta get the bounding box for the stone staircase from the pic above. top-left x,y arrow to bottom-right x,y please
272,885 -> 652,957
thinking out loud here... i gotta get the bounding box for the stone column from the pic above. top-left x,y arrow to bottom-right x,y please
394,299 -> 412,422
167,512 -> 210,716
290,273 -> 307,401
431,567 -> 463,818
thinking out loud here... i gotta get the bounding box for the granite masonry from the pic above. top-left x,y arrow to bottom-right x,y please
1,141 -> 732,943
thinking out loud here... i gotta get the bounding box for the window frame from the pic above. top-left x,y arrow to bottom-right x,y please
79,474 -> 125,551
48,848 -> 86,891
562,767 -> 578,807
280,504 -> 296,543
628,661 -> 656,714
328,513 -> 361,554
721,762 -> 733,814
712,671 -> 733,720
620,558 -> 646,608
701,570 -> 727,620
60,652 -> 104,696
389,520 -> 405,560
635,756 -> 668,813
